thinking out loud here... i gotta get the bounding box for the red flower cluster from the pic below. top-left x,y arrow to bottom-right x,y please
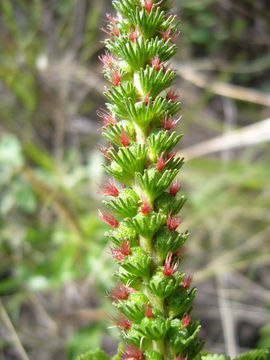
98,210 -> 119,227
181,313 -> 191,327
100,179 -> 120,197
167,212 -> 181,231
170,180 -> 180,196
122,344 -> 145,360
163,253 -> 179,276
181,275 -> 193,289
111,240 -> 130,261
162,112 -> 181,130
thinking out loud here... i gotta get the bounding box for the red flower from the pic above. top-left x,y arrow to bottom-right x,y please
98,51 -> 116,70
113,314 -> 131,329
122,344 -> 145,360
110,68 -> 125,86
97,145 -> 112,160
98,210 -> 119,227
144,304 -> 153,318
156,151 -> 168,171
162,113 -> 181,130
175,353 -> 188,360
169,180 -> 180,196
167,212 -> 181,231
151,55 -> 165,71
163,253 -> 179,276
129,25 -> 140,42
141,199 -> 151,214
111,240 -> 130,261
109,282 -> 130,300
99,179 -> 120,197
106,13 -> 120,36
144,0 -> 163,13
181,275 -> 193,289
97,108 -> 117,126
118,130 -> 130,147
166,89 -> 180,102
181,313 -> 191,327
160,25 -> 180,42
144,90 -> 151,105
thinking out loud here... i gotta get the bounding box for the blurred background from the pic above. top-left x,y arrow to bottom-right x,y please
0,0 -> 270,359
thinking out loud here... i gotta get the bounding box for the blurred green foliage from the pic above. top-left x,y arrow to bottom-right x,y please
0,0 -> 270,359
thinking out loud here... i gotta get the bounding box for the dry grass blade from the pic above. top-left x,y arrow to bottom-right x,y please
175,66 -> 270,106
180,117 -> 270,160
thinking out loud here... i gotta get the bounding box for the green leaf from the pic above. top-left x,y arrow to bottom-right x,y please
76,349 -> 110,360
147,129 -> 182,161
136,168 -> 179,201
234,349 -> 270,360
201,354 -> 231,360
124,211 -> 166,239
104,188 -> 139,218
138,65 -> 176,98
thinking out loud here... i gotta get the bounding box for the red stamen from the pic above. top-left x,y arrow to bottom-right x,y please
122,344 -> 145,360
167,212 -> 181,231
160,25 -> 180,42
151,55 -> 165,71
156,151 -> 168,171
106,13 -> 120,36
98,51 -> 116,69
109,282 -> 129,300
97,108 -> 117,126
162,113 -> 181,130
163,253 -> 179,276
181,275 -> 193,289
97,145 -> 112,160
169,180 -> 180,196
113,314 -> 131,329
101,27 -> 113,40
144,90 -> 151,105
110,68 -> 125,86
175,353 -> 188,360
98,210 -> 119,227
118,130 -> 130,147
166,89 -> 180,102
129,25 -> 140,42
141,199 -> 151,214
111,240 -> 130,261
99,179 -> 120,197
144,304 -> 153,318
181,313 -> 191,327
144,0 -> 163,13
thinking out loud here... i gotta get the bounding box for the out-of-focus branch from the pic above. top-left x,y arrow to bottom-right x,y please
175,65 -> 270,106
180,117 -> 270,160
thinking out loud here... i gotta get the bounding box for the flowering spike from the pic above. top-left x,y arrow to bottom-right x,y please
144,303 -> 153,318
170,180 -> 180,196
81,1 -> 207,359
99,179 -> 120,197
181,275 -> 193,289
163,252 -> 179,276
181,313 -> 191,327
166,89 -> 180,102
156,151 -> 168,171
167,212 -> 181,231
108,281 -> 130,300
98,210 -> 119,227
118,130 -> 130,147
